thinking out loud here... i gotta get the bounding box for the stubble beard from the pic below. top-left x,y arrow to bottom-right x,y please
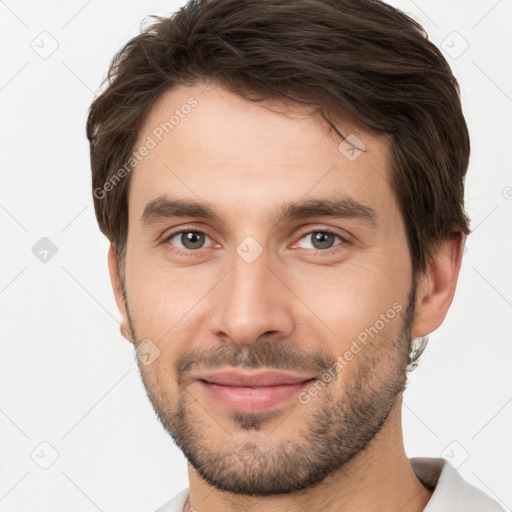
126,284 -> 417,496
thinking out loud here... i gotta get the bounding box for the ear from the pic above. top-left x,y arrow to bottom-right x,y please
107,243 -> 134,344
412,233 -> 465,337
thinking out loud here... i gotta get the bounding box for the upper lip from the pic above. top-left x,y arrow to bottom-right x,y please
192,369 -> 316,387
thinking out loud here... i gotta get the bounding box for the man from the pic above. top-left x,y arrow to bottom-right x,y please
86,0 -> 504,510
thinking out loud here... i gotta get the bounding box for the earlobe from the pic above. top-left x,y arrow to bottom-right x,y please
107,243 -> 134,344
411,233 -> 465,338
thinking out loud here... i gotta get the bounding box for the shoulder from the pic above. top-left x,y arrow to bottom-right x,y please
154,488 -> 189,512
411,457 -> 505,512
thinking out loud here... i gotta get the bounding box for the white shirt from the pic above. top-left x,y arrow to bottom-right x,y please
155,457 -> 505,511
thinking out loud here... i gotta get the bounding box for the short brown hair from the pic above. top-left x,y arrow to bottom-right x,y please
87,0 -> 470,282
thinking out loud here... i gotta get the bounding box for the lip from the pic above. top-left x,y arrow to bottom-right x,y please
192,369 -> 317,413
192,369 -> 315,387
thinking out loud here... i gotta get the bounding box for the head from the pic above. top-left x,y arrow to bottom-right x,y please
87,0 -> 470,496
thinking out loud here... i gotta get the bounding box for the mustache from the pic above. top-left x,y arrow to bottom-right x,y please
174,340 -> 336,386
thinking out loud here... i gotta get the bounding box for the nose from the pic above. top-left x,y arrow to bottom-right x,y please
208,244 -> 295,346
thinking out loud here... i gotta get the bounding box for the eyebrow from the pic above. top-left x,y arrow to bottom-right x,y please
278,197 -> 377,226
141,196 -> 221,225
140,195 -> 377,227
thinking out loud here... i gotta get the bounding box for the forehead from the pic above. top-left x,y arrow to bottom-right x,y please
128,82 -> 395,222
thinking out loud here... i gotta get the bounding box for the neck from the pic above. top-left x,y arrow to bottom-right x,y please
186,397 -> 433,512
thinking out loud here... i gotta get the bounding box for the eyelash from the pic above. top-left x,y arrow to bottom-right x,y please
163,227 -> 348,256
295,231 -> 347,255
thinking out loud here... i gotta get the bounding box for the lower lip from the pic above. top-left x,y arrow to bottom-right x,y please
197,379 -> 316,413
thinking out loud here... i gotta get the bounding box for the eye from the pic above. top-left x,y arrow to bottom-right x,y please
165,230 -> 214,251
296,230 -> 345,251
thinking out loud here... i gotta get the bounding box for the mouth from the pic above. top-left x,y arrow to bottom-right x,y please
192,369 -> 317,413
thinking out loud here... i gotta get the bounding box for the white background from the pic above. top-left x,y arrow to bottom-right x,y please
0,0 -> 511,510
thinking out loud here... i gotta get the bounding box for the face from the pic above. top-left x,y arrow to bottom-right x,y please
117,82 -> 417,495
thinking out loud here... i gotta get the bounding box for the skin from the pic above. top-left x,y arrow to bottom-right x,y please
108,82 -> 464,512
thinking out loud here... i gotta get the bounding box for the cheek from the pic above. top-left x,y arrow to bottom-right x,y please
291,260 -> 406,347
124,253 -> 216,340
